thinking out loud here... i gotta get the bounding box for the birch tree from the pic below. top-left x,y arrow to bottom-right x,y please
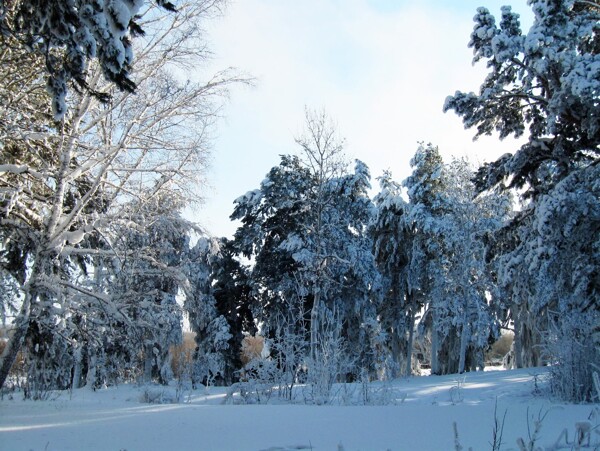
0,0 -> 243,390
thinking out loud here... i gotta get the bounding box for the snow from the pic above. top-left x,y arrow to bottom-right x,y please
1,367 -> 597,451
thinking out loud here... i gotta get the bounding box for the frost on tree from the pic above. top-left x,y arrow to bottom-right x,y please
0,0 -> 176,119
444,1 -> 599,197
394,144 -> 509,375
231,111 -> 382,384
445,0 -> 599,397
184,237 -> 255,386
371,171 -> 421,378
0,0 -> 238,391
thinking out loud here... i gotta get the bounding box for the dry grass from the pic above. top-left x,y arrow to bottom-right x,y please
487,333 -> 514,363
241,335 -> 264,366
170,332 -> 196,379
0,338 -> 26,384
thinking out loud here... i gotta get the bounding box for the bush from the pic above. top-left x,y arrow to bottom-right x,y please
0,337 -> 27,394
240,335 -> 264,367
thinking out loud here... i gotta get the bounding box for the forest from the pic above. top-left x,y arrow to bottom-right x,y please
0,0 -> 598,409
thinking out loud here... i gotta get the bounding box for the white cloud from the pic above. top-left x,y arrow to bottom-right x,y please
194,0 -> 532,237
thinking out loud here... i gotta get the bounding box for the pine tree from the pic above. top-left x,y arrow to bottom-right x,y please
184,237 -> 233,387
0,0 -> 179,119
184,238 -> 255,386
445,0 -> 599,397
231,111 -> 381,383
402,144 -> 449,375
372,171 -> 424,377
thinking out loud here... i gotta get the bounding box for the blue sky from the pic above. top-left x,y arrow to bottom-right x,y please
189,0 -> 533,237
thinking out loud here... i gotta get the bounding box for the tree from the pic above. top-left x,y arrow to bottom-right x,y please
371,172 -> 420,377
184,237 -> 256,386
112,190 -> 191,385
445,1 -> 599,397
436,158 -> 511,374
395,145 -> 509,375
210,238 -> 256,384
0,0 -> 241,390
231,110 -> 381,383
0,0 -> 179,119
184,237 -> 231,387
444,1 -> 599,198
401,143 -> 448,375
231,154 -> 312,339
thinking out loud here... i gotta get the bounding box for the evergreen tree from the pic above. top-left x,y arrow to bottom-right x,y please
232,111 -> 381,382
184,237 -> 255,386
0,0 -> 179,118
445,1 -> 599,397
371,172 -> 423,377
185,237 -> 233,387
211,239 -> 256,385
399,145 -> 509,375
110,191 -> 190,385
402,144 -> 448,375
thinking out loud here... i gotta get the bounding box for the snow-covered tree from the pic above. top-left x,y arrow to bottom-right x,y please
371,172 -> 420,377
184,237 -> 233,387
436,158 -> 511,374
108,191 -> 192,385
445,1 -> 599,397
210,238 -> 256,385
0,0 -> 180,119
232,154 -> 312,336
397,145 -> 509,375
184,237 -> 255,386
401,144 -> 449,375
232,111 -> 381,381
444,1 -> 599,198
0,1 -> 241,390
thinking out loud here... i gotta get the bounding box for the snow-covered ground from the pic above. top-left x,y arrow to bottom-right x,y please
0,367 -> 597,451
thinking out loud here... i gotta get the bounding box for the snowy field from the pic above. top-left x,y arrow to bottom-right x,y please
0,367 -> 598,451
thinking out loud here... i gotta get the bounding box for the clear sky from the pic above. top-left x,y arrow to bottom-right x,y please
188,0 -> 534,238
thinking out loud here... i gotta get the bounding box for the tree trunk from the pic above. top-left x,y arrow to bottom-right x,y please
404,292 -> 417,377
71,344 -> 83,389
513,303 -> 523,369
458,295 -> 470,374
458,322 -> 470,374
143,344 -> 154,383
86,349 -> 97,389
0,292 -> 32,390
310,292 -> 321,362
430,320 -> 440,375
389,332 -> 402,379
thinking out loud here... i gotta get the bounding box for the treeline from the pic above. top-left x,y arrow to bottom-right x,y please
0,1 -> 598,402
